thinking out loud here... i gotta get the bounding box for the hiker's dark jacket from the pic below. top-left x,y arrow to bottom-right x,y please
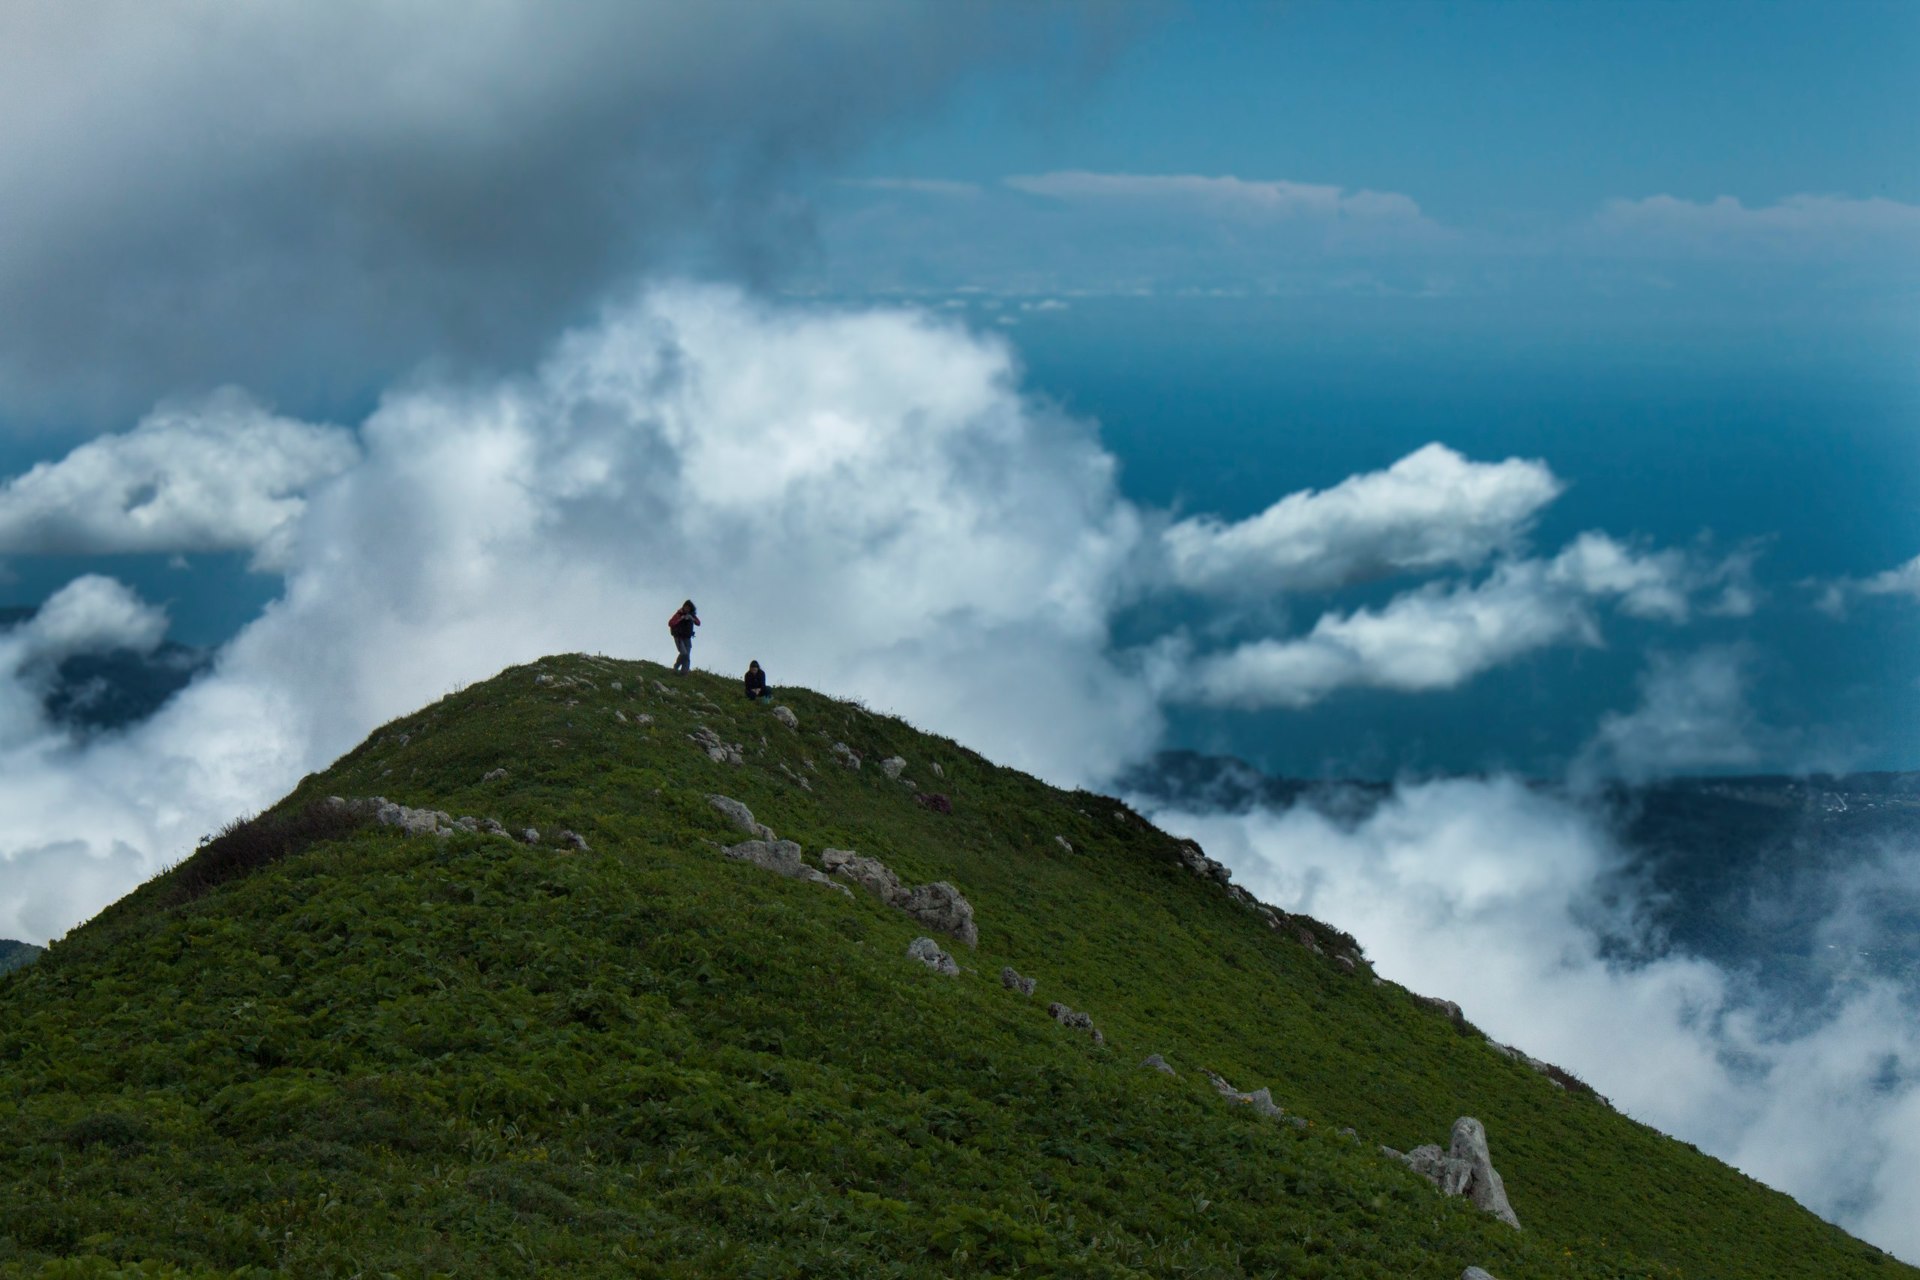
671,609 -> 699,639
745,668 -> 767,698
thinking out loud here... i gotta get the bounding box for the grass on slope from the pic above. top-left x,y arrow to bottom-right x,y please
0,655 -> 1906,1279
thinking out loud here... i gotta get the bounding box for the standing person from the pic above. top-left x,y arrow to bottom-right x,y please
744,660 -> 770,700
668,599 -> 700,674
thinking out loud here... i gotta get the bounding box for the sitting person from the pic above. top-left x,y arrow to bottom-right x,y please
744,660 -> 770,700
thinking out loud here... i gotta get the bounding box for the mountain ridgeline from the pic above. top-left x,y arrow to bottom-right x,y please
0,656 -> 1908,1278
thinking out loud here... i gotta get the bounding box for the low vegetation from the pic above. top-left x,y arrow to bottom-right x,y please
0,655 -> 1906,1278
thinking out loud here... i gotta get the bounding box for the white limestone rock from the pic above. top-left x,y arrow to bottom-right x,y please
906,936 -> 960,976
708,794 -> 774,841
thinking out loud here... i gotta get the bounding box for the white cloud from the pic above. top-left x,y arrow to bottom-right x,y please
0,574 -> 169,750
1005,171 -> 1431,227
840,177 -> 984,198
1142,781 -> 1920,1265
0,285 -> 1757,942
1162,443 -> 1561,595
1176,534 -> 1713,709
1179,565 -> 1599,708
1577,647 -> 1765,783
0,575 -> 168,668
1814,552 -> 1920,617
0,389 -> 358,568
0,285 -> 1160,944
1587,193 -> 1920,259
1545,531 -> 1693,622
1863,555 -> 1920,601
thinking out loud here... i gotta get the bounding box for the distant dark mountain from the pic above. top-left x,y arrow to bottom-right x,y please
42,643 -> 209,731
0,605 -> 208,732
1123,751 -> 1920,1011
1603,774 -> 1920,1010
0,939 -> 44,975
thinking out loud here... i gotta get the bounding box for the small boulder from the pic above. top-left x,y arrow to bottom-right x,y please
1054,836 -> 1073,853
831,741 -> 861,770
929,761 -> 944,778
1173,839 -> 1232,885
906,936 -> 960,976
724,838 -> 804,875
1462,1269 -> 1500,1280
1000,966 -> 1037,996
708,794 -> 774,841
520,828 -> 540,844
482,768 -> 509,783
880,756 -> 908,780
556,829 -> 590,852
1206,1072 -> 1289,1122
1047,1002 -> 1102,1044
822,849 -> 906,904
901,881 -> 977,948
771,705 -> 799,729
1141,1054 -> 1176,1076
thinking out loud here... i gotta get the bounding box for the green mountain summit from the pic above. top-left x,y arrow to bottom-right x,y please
0,655 -> 1906,1278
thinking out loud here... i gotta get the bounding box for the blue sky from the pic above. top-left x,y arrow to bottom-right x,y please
860,2 -> 1920,211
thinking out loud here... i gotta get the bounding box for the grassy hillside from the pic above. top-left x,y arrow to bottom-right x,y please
0,655 -> 1906,1279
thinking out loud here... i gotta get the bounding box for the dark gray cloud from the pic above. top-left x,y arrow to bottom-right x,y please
0,1 -> 1085,424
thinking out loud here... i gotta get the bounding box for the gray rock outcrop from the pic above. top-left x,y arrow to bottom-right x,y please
1206,1072 -> 1300,1125
482,768 -> 509,783
1000,966 -> 1037,996
880,756 -> 908,780
330,795 -> 575,848
374,799 -> 450,836
723,839 -> 851,896
906,936 -> 960,976
1141,1054 -> 1176,1076
771,705 -> 798,729
821,848 -> 903,900
820,849 -> 978,946
1047,1001 -> 1103,1045
1462,1269 -> 1499,1280
708,794 -> 774,841
901,882 -> 977,947
831,741 -> 861,769
692,725 -> 743,765
1392,1117 -> 1521,1229
1174,839 -> 1232,885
